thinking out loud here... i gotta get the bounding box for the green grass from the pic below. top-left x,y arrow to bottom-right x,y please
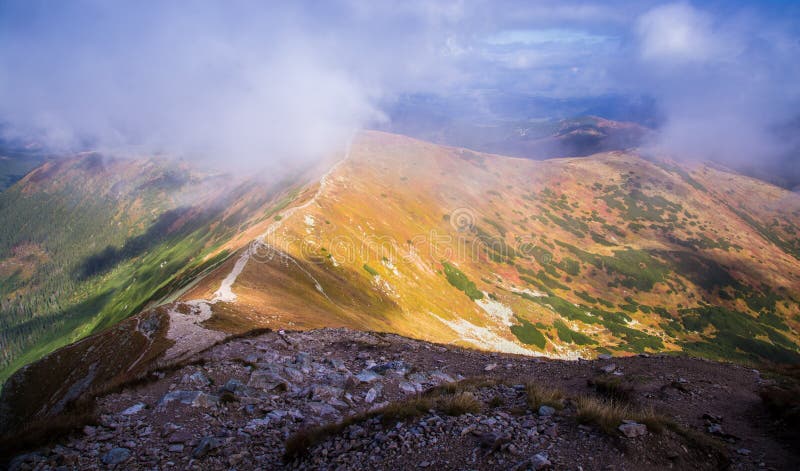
554,320 -> 597,345
442,261 -> 483,300
0,157 -> 303,385
510,318 -> 546,348
363,264 -> 380,277
557,241 -> 669,292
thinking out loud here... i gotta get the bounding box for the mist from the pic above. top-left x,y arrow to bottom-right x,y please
0,1 -> 461,171
632,2 -> 800,174
1,1 -> 798,179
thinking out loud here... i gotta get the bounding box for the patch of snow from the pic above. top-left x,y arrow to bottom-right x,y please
163,301 -> 225,363
212,249 -> 251,303
431,314 -> 533,356
304,214 -> 316,234
475,297 -> 515,326
510,287 -> 546,298
551,343 -> 586,361
371,275 -> 399,299
381,258 -> 400,276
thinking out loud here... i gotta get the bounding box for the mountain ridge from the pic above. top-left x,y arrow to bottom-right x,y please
1,130 -> 799,441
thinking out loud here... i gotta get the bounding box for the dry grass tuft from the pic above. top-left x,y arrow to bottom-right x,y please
285,378 -> 498,462
379,397 -> 435,422
589,375 -> 635,403
284,397 -> 435,462
525,382 -> 565,410
428,376 -> 504,396
575,395 -> 667,435
439,392 -> 482,416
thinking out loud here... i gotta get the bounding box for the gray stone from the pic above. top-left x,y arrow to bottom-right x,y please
597,353 -> 613,360
120,403 -> 146,415
399,381 -> 421,394
356,369 -> 382,383
192,437 -> 224,459
601,363 -> 617,374
538,405 -> 556,417
370,361 -> 411,375
158,390 -> 218,409
618,422 -> 648,438
365,387 -> 380,404
248,370 -> 290,391
185,371 -> 211,387
531,452 -> 551,469
220,379 -> 245,394
101,447 -> 131,465
311,384 -> 344,401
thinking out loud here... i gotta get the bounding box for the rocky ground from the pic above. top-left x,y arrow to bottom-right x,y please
6,328 -> 798,470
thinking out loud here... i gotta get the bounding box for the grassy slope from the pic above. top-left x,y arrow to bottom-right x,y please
0,154 -> 307,385
209,131 -> 800,363
3,130 -> 799,393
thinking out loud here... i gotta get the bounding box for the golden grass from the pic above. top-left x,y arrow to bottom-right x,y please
284,396 -> 435,461
589,375 -> 635,402
574,395 -> 666,435
284,378 -> 492,462
525,382 -> 565,410
428,376 -> 504,396
438,392 -> 482,416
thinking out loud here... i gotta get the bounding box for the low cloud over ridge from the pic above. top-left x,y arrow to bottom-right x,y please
0,1 -> 797,176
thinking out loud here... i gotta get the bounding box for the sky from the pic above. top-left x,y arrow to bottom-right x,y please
0,0 -> 798,172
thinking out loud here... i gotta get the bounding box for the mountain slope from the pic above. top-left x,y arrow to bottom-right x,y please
183,131 -> 800,364
1,130 -> 799,437
0,152 -> 318,384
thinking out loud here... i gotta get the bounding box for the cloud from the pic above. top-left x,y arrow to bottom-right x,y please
629,2 -> 800,169
0,1 -> 463,171
636,2 -> 718,63
0,0 -> 798,179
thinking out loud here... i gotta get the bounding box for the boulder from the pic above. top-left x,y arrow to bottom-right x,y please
356,369 -> 382,383
538,405 -> 556,417
248,370 -> 290,391
120,403 -> 146,416
618,421 -> 648,438
158,390 -> 218,409
101,447 -> 131,465
192,436 -> 224,459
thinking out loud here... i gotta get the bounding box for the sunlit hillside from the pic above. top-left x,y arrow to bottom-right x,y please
182,131 -> 800,363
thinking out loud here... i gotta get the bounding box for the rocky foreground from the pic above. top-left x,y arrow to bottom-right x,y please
5,328 -> 798,470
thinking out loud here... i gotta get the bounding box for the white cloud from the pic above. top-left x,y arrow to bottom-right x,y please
636,2 -> 718,63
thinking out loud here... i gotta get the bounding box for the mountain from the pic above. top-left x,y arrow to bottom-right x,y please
1,130 -> 800,465
0,139 -> 53,191
378,92 -> 656,160
0,152 -> 321,385
177,130 -> 800,363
